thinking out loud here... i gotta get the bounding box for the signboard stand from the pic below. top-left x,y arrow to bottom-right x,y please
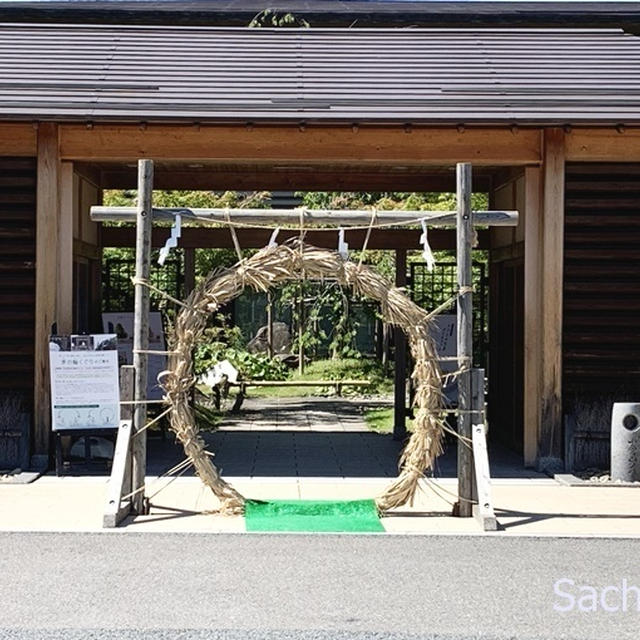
54,428 -> 118,476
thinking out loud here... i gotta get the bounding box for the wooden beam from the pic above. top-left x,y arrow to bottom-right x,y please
0,123 -> 37,157
98,166 -> 494,192
566,127 -> 640,162
92,206 -> 518,228
57,162 -> 74,334
523,166 -> 542,467
34,123 -> 60,457
539,128 -> 565,470
73,237 -> 102,260
99,226 -> 490,251
60,124 -> 541,165
393,248 -> 407,442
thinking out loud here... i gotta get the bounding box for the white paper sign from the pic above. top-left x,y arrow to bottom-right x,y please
102,312 -> 166,400
49,334 -> 120,431
430,314 -> 457,373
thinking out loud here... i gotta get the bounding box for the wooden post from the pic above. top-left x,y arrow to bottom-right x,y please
393,248 -> 407,441
103,365 -> 134,528
523,166 -> 543,467
456,162 -> 474,517
183,247 -> 196,295
267,290 -> 274,358
57,161 -> 74,334
539,129 -> 565,471
33,123 -> 60,460
471,368 -> 498,531
298,281 -> 304,375
131,159 -> 153,514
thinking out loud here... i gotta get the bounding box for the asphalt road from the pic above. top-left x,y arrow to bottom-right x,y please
1,533 -> 639,640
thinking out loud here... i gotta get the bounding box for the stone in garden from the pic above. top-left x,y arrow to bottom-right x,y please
247,322 -> 291,354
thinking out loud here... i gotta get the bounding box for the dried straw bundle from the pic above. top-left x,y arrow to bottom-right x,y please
161,240 -> 444,515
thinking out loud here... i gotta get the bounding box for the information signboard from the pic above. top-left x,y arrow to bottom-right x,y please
49,334 -> 120,432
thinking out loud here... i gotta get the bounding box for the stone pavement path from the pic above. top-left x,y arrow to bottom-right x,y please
208,397 -> 402,478
149,396 -> 403,478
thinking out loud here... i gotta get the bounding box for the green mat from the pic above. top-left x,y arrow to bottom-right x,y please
245,499 -> 385,533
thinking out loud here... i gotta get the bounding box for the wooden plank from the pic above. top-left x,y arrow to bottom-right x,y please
33,122 -> 59,457
0,123 -> 37,156
566,128 -> 640,162
100,227 -> 491,251
99,166 -> 494,193
393,248 -> 407,442
456,162 -> 474,517
103,365 -> 134,528
539,128 -> 565,471
73,237 -> 101,260
233,380 -> 370,387
60,124 -> 541,165
523,166 -> 542,467
471,368 -> 498,532
131,159 -> 153,515
57,161 -> 73,334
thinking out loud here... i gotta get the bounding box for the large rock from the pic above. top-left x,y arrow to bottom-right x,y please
247,322 -> 291,355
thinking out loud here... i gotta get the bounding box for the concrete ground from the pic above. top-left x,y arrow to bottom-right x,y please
1,397 -> 639,536
2,533 -> 640,639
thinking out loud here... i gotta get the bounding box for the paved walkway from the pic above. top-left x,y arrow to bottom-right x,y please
148,397 -> 542,479
151,397 -> 401,478
1,397 -> 639,536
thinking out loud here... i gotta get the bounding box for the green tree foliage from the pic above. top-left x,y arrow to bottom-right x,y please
248,9 -> 310,28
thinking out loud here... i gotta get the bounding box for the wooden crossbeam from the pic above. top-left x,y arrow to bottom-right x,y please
99,226 -> 491,251
92,206 -> 518,228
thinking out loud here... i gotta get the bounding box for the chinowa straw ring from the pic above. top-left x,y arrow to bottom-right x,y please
160,239 -> 444,515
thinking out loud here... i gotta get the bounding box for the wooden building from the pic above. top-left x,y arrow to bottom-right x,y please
1,19 -> 639,469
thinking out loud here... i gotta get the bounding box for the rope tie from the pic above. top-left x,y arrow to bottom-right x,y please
225,208 -> 244,263
132,407 -> 172,439
131,277 -> 207,315
357,208 -> 377,269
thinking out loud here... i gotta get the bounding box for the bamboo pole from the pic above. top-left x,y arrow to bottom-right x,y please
91,206 -> 518,228
131,159 -> 153,515
456,162 -> 474,518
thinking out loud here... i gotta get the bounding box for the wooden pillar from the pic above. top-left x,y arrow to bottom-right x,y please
132,159 -> 154,514
456,162 -> 474,517
57,161 -> 74,334
523,166 -> 543,467
539,128 -> 565,470
393,248 -> 407,441
33,123 -> 60,458
184,247 -> 196,295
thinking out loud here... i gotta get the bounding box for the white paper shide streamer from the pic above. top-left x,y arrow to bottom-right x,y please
337,228 -> 349,261
420,218 -> 436,272
268,227 -> 280,248
158,214 -> 182,266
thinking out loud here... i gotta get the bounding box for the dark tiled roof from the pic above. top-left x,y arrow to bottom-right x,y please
1,24 -> 639,124
1,2 -> 639,29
